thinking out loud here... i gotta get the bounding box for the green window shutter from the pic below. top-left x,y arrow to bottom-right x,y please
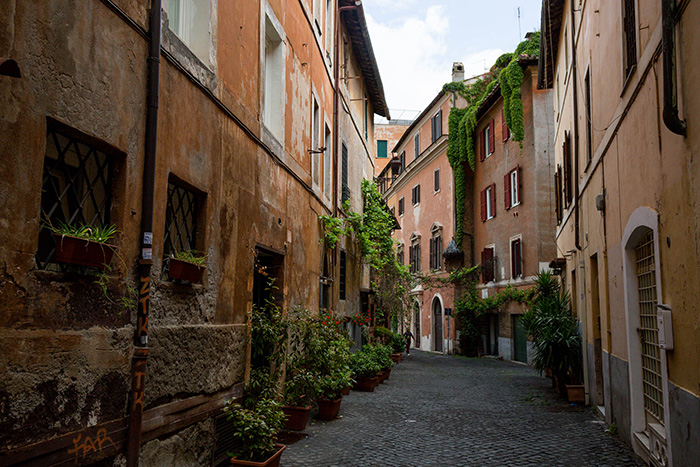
377,140 -> 388,158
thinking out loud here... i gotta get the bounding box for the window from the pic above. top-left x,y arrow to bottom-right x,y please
341,142 -> 349,204
377,140 -> 388,158
324,0 -> 333,57
585,68 -> 593,164
163,180 -> 202,277
479,119 -> 495,161
504,166 -> 520,210
480,184 -> 496,221
399,151 -> 405,173
431,110 -> 442,143
398,197 -> 405,216
434,168 -> 440,192
563,131 -> 573,207
414,133 -> 420,159
622,0 -> 637,79
324,125 -> 332,199
409,240 -> 421,273
501,107 -> 510,141
312,96 -> 320,185
429,233 -> 443,270
263,15 -> 285,141
511,238 -> 523,279
313,0 -> 322,33
339,250 -> 346,300
168,0 -> 212,65
364,95 -> 369,141
397,245 -> 404,265
554,165 -> 563,224
481,246 -> 495,283
411,185 -> 421,205
37,122 -> 115,270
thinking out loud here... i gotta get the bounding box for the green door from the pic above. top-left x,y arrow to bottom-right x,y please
513,315 -> 528,363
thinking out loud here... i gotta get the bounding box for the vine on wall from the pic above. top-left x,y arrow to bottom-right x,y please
443,32 -> 540,245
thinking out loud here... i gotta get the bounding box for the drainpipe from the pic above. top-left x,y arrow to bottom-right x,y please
126,0 -> 161,464
661,0 -> 686,136
570,3 -> 581,253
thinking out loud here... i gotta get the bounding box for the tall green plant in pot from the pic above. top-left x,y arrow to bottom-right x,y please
224,397 -> 286,466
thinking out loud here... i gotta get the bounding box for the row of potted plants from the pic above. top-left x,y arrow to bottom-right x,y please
46,221 -> 206,282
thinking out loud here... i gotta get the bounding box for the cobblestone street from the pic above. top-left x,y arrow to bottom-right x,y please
282,351 -> 642,467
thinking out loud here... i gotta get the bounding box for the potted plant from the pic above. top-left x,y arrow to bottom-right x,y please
281,368 -> 316,431
315,369 -> 352,421
49,222 -> 117,269
224,398 -> 286,467
168,250 -> 206,283
390,332 -> 405,363
349,349 -> 382,391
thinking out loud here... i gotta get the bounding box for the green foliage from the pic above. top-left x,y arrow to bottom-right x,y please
94,264 -> 138,313
319,215 -> 345,249
224,398 -> 285,462
170,249 -> 207,266
349,348 -> 383,378
47,221 -> 118,244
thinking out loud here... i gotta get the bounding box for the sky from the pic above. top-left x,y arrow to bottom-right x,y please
363,0 -> 543,122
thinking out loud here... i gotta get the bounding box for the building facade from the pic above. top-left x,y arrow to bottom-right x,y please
539,0 -> 699,465
382,81 -> 461,354
0,0 -> 387,465
374,120 -> 411,178
467,58 -> 556,363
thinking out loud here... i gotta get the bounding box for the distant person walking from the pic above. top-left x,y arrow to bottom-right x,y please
403,330 -> 414,355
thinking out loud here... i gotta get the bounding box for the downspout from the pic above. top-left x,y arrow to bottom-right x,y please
126,0 -> 161,464
661,0 -> 686,136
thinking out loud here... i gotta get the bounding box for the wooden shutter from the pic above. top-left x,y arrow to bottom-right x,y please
416,243 -> 421,271
434,169 -> 440,192
479,129 -> 486,162
482,247 -> 494,282
437,236 -> 442,268
501,107 -> 508,141
504,172 -> 512,210
429,238 -> 435,269
341,143 -> 349,203
489,119 -> 495,154
555,166 -> 562,223
416,185 -> 420,204
490,183 -> 496,217
436,110 -> 442,138
480,189 -> 487,222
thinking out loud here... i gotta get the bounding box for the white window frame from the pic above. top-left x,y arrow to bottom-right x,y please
484,125 -> 493,158
509,234 -> 523,279
510,169 -> 520,207
166,0 -> 216,69
324,0 -> 333,61
261,2 -> 286,144
485,185 -> 494,219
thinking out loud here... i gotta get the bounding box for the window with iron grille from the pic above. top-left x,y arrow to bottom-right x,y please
623,0 -> 637,79
341,142 -> 349,204
37,121 -> 115,270
339,249 -> 347,300
163,180 -> 200,265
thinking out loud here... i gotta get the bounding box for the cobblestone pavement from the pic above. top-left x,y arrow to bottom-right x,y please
281,351 -> 642,467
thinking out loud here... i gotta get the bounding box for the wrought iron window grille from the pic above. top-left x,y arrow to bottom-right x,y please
162,181 -> 200,280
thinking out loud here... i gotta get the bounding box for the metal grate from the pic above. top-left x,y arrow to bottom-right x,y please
36,127 -> 113,270
635,230 -> 664,425
163,182 -> 198,258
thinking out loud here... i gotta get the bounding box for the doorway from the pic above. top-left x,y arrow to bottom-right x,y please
413,301 -> 421,349
590,254 -> 605,407
512,315 -> 527,363
433,297 -> 443,352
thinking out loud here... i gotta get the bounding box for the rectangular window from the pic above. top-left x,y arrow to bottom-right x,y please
481,184 -> 495,221
623,0 -> 637,78
163,181 -> 200,259
481,247 -> 495,283
505,166 -> 520,210
168,0 -> 212,64
430,235 -> 443,270
324,125 -> 332,199
397,246 -> 404,265
37,122 -> 115,270
398,197 -> 404,216
431,110 -> 442,143
563,131 -> 573,207
264,16 -> 284,141
399,151 -> 405,173
410,241 -> 421,273
511,238 -> 523,278
414,133 -> 420,159
339,249 -> 346,300
434,168 -> 440,192
341,142 -> 349,205
312,96 -> 320,185
377,139 -> 388,158
325,0 -> 333,57
585,68 -> 593,164
555,165 -> 563,224
411,185 -> 421,205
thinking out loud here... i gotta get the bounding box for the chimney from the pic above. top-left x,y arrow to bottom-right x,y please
451,62 -> 464,82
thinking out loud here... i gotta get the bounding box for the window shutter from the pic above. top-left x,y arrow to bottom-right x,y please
436,110 -> 442,138
416,243 -> 421,271
490,183 -> 496,217
555,166 -> 562,223
479,130 -> 486,162
437,236 -> 442,268
480,189 -> 487,222
501,107 -> 508,141
517,165 -> 521,204
504,172 -> 512,210
416,185 -> 420,204
489,119 -> 495,154
429,238 -> 434,269
434,169 -> 440,191
518,239 -> 523,277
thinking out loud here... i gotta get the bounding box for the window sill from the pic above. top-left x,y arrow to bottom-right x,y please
511,201 -> 521,208
162,28 -> 217,93
434,189 -> 441,195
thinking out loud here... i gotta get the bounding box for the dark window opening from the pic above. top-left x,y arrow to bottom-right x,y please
339,250 -> 347,300
511,238 -> 523,278
623,0 -> 637,78
409,242 -> 421,273
253,247 -> 284,310
398,197 -> 404,216
37,121 -> 115,271
585,69 -> 593,164
481,247 -> 495,283
430,235 -> 443,270
411,185 -> 421,205
434,168 -> 440,192
431,110 -> 442,143
341,142 -> 349,205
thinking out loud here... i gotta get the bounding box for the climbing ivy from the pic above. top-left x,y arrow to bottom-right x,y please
443,32 -> 540,245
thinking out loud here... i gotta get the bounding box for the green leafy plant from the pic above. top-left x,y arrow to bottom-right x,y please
224,397 -> 285,463
170,249 -> 207,266
47,221 -> 118,244
349,349 -> 382,378
606,422 -> 618,436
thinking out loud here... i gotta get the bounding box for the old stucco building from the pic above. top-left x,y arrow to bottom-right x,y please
539,0 -> 699,465
0,0 -> 387,465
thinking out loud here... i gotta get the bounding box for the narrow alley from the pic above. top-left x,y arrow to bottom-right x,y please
283,352 -> 641,467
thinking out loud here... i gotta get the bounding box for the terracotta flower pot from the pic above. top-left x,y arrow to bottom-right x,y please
168,257 -> 206,283
316,397 -> 342,421
53,234 -> 115,269
230,444 -> 286,467
390,353 -> 402,364
566,384 -> 585,404
341,386 -> 350,396
281,405 -> 311,431
353,376 -> 378,392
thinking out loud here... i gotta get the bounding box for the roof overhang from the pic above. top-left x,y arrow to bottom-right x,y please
538,0 -> 565,89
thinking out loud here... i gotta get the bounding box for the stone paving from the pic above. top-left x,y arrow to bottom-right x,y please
281,350 -> 642,467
